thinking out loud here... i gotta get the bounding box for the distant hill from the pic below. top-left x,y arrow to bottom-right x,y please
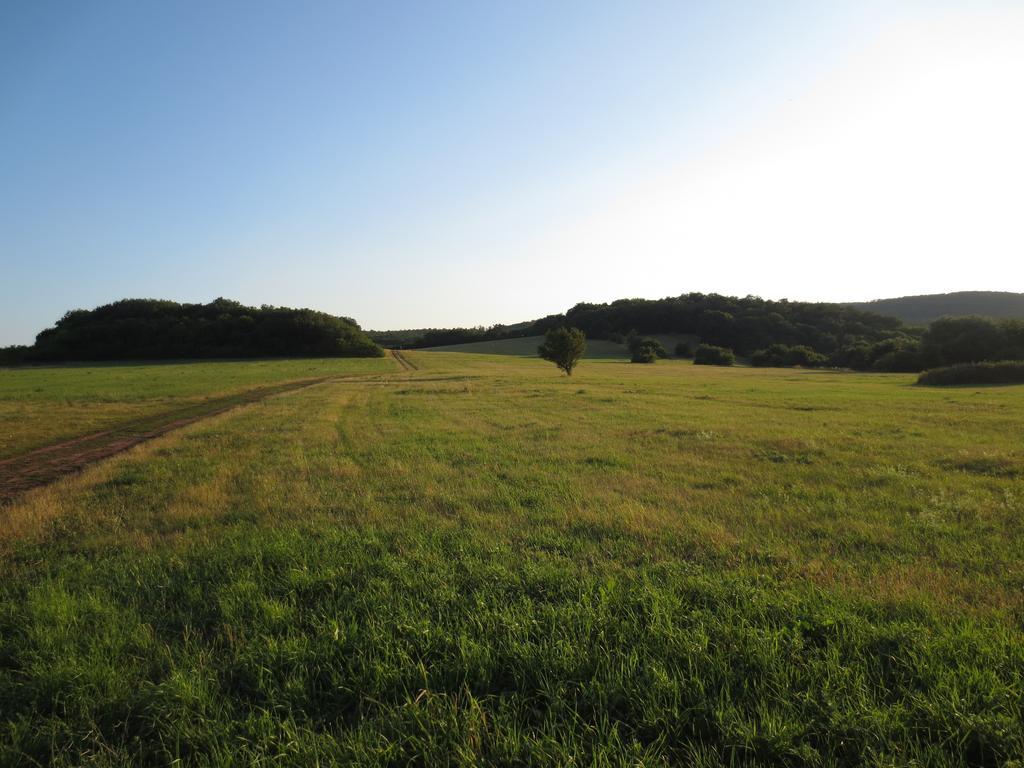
369,321 -> 534,349
846,292 -> 1024,325
2,298 -> 384,363
379,293 -> 911,357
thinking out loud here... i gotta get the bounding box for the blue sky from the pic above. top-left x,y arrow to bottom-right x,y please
2,1 -> 1022,344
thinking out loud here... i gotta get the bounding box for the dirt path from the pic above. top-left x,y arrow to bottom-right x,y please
391,349 -> 419,371
0,377 -> 329,506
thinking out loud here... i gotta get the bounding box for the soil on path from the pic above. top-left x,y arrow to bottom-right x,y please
0,377 -> 328,506
390,349 -> 418,371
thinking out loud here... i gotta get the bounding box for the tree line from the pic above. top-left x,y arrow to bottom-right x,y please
0,298 -> 384,363
407,294 -> 1022,374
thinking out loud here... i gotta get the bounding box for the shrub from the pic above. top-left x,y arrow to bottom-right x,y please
675,341 -> 693,358
917,361 -> 1024,386
693,344 -> 735,366
631,341 -> 658,363
538,327 -> 586,376
629,337 -> 666,363
871,347 -> 924,373
831,337 -> 923,372
751,344 -> 827,368
784,345 -> 828,367
631,348 -> 656,364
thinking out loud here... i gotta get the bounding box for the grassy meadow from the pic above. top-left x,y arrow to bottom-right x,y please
0,357 -> 394,459
1,352 -> 1023,765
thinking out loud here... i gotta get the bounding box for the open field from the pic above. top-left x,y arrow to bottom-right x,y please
0,358 -> 395,460
421,333 -> 696,358
1,352 -> 1023,765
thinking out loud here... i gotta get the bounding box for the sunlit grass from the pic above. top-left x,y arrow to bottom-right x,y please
1,353 -> 1022,765
0,357 -> 396,458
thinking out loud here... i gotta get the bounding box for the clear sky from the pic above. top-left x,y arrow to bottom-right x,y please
2,1 -> 1022,344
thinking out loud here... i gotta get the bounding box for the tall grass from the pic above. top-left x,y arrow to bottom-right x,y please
1,354 -> 1023,765
0,357 -> 394,458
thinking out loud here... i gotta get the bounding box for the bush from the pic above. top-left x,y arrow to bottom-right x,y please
631,342 -> 659,364
751,344 -> 827,368
693,344 -> 735,366
871,347 -> 924,373
629,337 -> 666,363
917,361 -> 1024,386
831,337 -> 923,372
675,341 -> 693,358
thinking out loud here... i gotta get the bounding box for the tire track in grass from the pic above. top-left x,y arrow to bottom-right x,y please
0,377 -> 331,506
391,349 -> 418,371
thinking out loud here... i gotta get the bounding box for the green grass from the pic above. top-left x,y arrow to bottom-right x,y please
0,357 -> 396,458
1,353 -> 1023,765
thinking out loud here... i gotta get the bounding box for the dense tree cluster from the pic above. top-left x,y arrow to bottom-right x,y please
551,294 -> 905,354
693,344 -> 736,366
396,294 -> 909,355
826,317 -> 1024,373
918,360 -> 1024,386
675,341 -> 694,359
4,298 -> 383,362
628,335 -> 667,364
751,344 -> 828,368
373,294 -> 1023,373
6,294 -> 1023,373
369,324 -> 532,349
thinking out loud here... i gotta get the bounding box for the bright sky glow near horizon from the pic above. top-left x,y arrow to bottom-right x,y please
2,1 -> 1022,345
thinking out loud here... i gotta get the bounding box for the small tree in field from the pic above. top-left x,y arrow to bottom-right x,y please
538,327 -> 586,376
694,344 -> 735,366
631,339 -> 663,363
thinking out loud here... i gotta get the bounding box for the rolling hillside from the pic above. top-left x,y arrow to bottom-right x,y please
847,291 -> 1024,324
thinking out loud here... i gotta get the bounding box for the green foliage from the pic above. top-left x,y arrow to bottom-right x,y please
400,293 -> 913,358
557,293 -> 909,354
0,345 -> 30,365
629,336 -> 667,363
630,346 -> 657,363
751,344 -> 828,368
831,335 -> 923,372
538,326 -> 586,375
23,298 -> 384,362
918,360 -> 1024,386
922,316 -> 1024,368
388,295 -> 1024,373
693,344 -> 735,366
675,341 -> 693,358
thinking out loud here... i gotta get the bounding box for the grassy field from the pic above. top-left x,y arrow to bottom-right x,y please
421,333 -> 696,358
0,357 -> 394,459
1,352 -> 1023,765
